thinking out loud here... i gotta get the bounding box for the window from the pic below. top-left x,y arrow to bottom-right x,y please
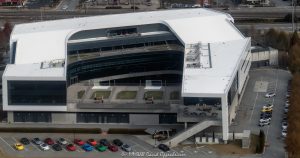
76,113 -> 129,124
8,81 -> 66,105
13,112 -> 51,123
159,114 -> 177,124
11,42 -> 17,64
107,28 -> 137,37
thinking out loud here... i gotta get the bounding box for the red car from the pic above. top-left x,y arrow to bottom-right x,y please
66,144 -> 76,151
87,139 -> 97,146
44,138 -> 54,145
108,144 -> 118,152
74,139 -> 85,146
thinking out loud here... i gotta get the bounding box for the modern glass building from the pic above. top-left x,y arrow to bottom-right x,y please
2,9 -> 251,146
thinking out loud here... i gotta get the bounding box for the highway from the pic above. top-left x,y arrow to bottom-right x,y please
0,6 -> 299,22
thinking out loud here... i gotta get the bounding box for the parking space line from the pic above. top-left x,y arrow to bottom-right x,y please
0,137 -> 15,151
264,69 -> 279,154
182,147 -> 193,155
129,139 -> 150,152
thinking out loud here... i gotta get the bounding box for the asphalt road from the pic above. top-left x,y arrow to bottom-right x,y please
0,7 -> 299,22
231,68 -> 292,158
56,0 -> 80,11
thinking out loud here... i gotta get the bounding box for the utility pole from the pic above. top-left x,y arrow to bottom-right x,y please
292,0 -> 295,32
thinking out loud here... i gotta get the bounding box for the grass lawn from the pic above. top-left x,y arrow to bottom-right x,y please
90,91 -> 111,99
144,91 -> 163,100
170,91 -> 180,100
77,90 -> 85,99
116,91 -> 137,99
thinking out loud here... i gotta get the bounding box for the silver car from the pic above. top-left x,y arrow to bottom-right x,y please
32,138 -> 43,145
121,144 -> 132,152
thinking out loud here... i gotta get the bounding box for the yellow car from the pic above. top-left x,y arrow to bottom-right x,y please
14,143 -> 24,151
261,107 -> 273,112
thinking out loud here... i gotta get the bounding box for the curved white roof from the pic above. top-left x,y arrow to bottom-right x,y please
10,8 -> 236,65
5,8 -> 250,97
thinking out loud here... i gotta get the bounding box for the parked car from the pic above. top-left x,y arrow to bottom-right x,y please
261,107 -> 273,112
57,138 -> 68,145
121,144 -> 132,152
14,143 -> 24,151
87,139 -> 97,146
20,138 -> 30,145
66,144 -> 76,151
95,144 -> 107,152
259,117 -> 271,122
113,139 -> 123,146
32,138 -> 43,145
284,107 -> 289,113
282,129 -> 287,137
265,92 -> 276,98
282,122 -> 288,130
158,144 -> 170,152
108,144 -> 118,152
39,143 -> 50,151
100,139 -> 110,146
52,144 -> 62,151
44,138 -> 54,145
263,104 -> 273,108
259,120 -> 270,127
74,139 -> 85,146
285,103 -> 290,107
260,112 -> 272,119
82,144 -> 93,151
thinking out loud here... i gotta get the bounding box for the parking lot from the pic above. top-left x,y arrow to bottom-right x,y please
0,133 -> 220,158
232,68 -> 291,158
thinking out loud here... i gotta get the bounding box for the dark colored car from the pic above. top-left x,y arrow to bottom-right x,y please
32,138 -> 43,145
113,139 -> 123,146
100,139 -> 110,146
52,144 -> 62,151
87,139 -> 97,146
74,138 -> 85,146
20,138 -> 30,145
44,138 -> 55,145
108,144 -> 118,152
158,144 -> 170,152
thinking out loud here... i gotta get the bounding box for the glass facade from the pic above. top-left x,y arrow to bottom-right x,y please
227,73 -> 238,106
67,51 -> 183,85
183,97 -> 221,106
13,112 -> 52,123
159,114 -> 177,124
7,81 -> 66,105
76,113 -> 129,123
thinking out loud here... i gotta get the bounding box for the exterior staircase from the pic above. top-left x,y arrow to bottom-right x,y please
163,120 -> 221,147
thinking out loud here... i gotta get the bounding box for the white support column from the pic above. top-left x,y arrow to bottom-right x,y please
221,95 -> 229,144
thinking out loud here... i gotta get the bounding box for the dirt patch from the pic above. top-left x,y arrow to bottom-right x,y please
208,134 -> 259,155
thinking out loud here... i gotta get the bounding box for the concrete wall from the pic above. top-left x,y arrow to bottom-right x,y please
129,114 -> 159,125
52,113 -> 76,124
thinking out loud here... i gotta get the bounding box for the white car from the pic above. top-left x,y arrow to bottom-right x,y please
282,122 -> 288,130
265,92 -> 276,98
263,104 -> 273,109
282,129 -> 287,137
39,143 -> 50,151
260,118 -> 271,122
286,100 -> 290,103
57,138 -> 68,145
259,120 -> 270,127
285,103 -> 290,107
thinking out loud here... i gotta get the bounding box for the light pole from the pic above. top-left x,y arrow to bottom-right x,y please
292,0 -> 296,32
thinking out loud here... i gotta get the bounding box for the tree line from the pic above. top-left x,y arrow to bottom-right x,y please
284,30 -> 300,158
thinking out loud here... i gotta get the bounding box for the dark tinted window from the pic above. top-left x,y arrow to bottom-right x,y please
8,81 -> 66,105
